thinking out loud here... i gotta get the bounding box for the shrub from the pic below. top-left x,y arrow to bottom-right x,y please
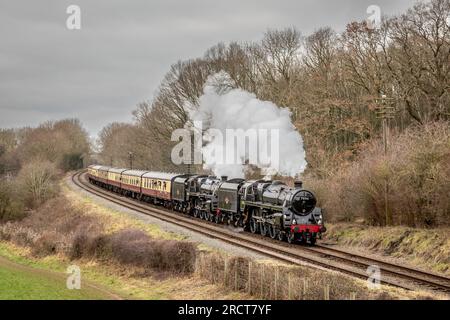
16,160 -> 60,208
32,231 -> 62,256
306,122 -> 450,227
105,229 -> 197,274
1,193 -> 197,275
68,231 -> 109,260
0,179 -> 25,222
60,153 -> 84,171
0,223 -> 39,246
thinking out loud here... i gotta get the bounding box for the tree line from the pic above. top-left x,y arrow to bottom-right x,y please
98,0 -> 449,177
0,119 -> 91,220
96,0 -> 449,226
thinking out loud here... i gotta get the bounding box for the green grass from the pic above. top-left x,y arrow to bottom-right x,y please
0,263 -> 111,300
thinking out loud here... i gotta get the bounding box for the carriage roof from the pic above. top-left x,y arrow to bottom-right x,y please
108,167 -> 128,174
88,164 -> 103,170
142,171 -> 180,180
121,169 -> 149,177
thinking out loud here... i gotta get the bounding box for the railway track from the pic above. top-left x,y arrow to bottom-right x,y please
72,170 -> 450,295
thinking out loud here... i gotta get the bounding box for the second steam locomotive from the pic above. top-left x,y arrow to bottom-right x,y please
87,165 -> 326,245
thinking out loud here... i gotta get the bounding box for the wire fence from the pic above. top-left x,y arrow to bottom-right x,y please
195,251 -> 372,300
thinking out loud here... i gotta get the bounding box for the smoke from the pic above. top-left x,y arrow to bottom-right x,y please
190,71 -> 307,178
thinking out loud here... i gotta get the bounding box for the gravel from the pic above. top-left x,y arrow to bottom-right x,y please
66,175 -> 270,260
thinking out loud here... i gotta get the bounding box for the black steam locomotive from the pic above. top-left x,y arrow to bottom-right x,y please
88,165 -> 326,245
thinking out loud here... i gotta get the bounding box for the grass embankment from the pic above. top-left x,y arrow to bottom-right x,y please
0,240 -> 248,300
0,183 -> 250,300
323,223 -> 450,275
0,254 -> 114,300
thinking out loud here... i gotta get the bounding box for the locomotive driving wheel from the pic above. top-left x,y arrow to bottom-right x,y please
286,230 -> 295,244
268,225 -> 277,239
249,218 -> 258,233
237,216 -> 245,228
260,223 -> 267,236
277,230 -> 285,241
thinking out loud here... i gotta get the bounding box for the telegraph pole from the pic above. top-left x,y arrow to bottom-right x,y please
375,93 -> 395,225
128,151 -> 134,170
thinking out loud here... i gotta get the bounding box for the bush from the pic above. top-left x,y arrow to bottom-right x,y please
0,223 -> 38,246
67,228 -> 197,274
32,231 -> 61,256
16,160 -> 60,208
306,122 -> 450,227
69,231 -> 109,260
1,193 -> 197,274
105,229 -> 197,274
60,153 -> 84,171
0,179 -> 25,222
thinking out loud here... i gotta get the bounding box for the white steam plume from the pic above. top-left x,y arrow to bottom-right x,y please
190,71 -> 307,179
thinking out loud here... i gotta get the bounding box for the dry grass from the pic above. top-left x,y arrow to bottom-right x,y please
63,183 -> 183,240
195,251 -> 440,300
324,223 -> 450,275
0,196 -> 197,276
0,241 -> 251,300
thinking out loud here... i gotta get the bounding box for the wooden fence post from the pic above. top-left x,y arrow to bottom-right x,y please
288,274 -> 292,300
303,279 -> 308,299
224,259 -> 228,286
235,267 -> 238,291
324,285 -> 330,300
274,268 -> 279,299
260,265 -> 264,298
248,262 -> 252,294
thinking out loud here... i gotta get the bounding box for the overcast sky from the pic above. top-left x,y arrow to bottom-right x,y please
0,0 -> 417,137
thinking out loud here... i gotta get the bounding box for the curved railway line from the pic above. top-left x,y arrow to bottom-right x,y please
72,170 -> 450,295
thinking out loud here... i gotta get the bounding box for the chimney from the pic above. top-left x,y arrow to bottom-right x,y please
221,176 -> 228,181
294,181 -> 303,189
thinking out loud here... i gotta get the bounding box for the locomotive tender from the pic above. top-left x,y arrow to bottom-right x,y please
87,165 -> 326,245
